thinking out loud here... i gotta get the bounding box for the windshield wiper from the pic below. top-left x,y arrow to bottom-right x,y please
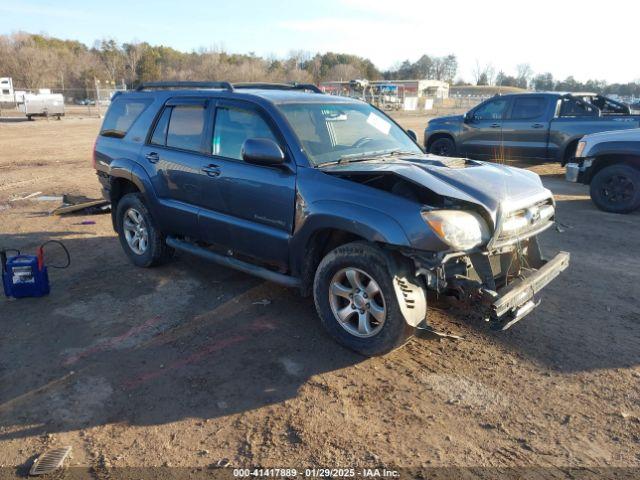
318,149 -> 420,167
386,149 -> 419,156
337,150 -> 391,163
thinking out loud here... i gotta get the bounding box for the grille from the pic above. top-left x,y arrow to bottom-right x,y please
493,198 -> 555,247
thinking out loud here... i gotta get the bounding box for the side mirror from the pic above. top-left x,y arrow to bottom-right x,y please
464,112 -> 473,123
406,129 -> 418,142
241,138 -> 286,166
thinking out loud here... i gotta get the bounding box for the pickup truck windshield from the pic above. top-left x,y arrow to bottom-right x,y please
278,102 -> 422,165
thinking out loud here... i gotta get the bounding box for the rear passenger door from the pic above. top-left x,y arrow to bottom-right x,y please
141,97 -> 219,239
198,99 -> 296,269
501,96 -> 550,161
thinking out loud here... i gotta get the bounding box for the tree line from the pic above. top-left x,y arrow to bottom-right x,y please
0,32 -> 459,99
468,61 -> 640,97
1,32 -> 638,99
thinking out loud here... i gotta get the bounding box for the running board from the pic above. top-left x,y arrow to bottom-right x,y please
166,236 -> 300,288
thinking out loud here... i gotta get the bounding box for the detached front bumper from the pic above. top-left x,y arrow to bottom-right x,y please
490,251 -> 570,330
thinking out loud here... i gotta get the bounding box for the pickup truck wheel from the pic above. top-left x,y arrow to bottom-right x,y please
428,137 -> 455,157
313,242 -> 413,356
590,164 -> 640,214
116,193 -> 173,267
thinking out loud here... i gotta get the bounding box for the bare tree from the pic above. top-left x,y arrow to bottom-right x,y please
473,61 -> 495,86
516,63 -> 533,89
123,42 -> 146,86
326,64 -> 362,81
97,39 -> 124,82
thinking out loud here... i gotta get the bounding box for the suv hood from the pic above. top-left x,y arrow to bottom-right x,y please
320,154 -> 552,223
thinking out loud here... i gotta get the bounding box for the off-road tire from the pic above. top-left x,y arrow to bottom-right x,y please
116,192 -> 173,267
590,164 -> 640,214
428,137 -> 456,157
313,241 -> 414,356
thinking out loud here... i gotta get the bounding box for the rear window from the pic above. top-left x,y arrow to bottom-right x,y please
100,96 -> 152,138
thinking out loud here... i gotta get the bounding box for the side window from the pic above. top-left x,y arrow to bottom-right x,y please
213,106 -> 279,161
509,97 -> 547,120
150,107 -> 171,146
473,98 -> 509,120
165,105 -> 207,152
100,97 -> 152,138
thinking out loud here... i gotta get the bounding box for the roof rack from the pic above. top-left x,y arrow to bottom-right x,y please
233,82 -> 323,94
135,81 -> 322,94
136,81 -> 234,91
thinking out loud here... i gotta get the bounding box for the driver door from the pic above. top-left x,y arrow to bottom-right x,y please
197,99 -> 296,270
460,97 -> 510,160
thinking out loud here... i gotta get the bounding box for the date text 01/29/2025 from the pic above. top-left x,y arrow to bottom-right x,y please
232,468 -> 400,478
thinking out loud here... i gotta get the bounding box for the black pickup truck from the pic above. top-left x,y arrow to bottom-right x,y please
425,92 -> 640,164
566,128 -> 640,213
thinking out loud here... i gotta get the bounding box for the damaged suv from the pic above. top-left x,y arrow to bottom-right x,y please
94,82 -> 569,356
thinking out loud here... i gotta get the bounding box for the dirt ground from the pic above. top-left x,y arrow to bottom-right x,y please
0,110 -> 639,478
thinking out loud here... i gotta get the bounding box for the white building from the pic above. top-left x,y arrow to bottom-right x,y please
0,77 -> 15,102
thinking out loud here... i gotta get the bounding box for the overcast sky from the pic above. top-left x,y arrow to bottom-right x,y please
1,0 -> 637,83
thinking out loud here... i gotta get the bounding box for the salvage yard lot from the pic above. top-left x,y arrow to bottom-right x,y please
0,113 -> 639,473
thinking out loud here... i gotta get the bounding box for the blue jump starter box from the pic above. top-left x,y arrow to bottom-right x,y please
2,254 -> 50,298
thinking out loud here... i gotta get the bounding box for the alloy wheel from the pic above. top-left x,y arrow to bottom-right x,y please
328,267 -> 387,338
123,207 -> 149,255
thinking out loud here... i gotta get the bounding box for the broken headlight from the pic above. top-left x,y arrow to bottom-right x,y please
422,210 -> 491,251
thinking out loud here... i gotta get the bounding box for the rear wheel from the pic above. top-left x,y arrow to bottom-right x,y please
116,193 -> 173,267
590,164 -> 640,214
429,137 -> 456,157
313,242 -> 414,356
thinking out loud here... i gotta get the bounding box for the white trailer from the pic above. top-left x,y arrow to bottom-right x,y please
16,89 -> 65,120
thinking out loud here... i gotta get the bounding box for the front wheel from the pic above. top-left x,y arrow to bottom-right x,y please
428,137 -> 456,157
313,242 -> 414,356
590,164 -> 640,214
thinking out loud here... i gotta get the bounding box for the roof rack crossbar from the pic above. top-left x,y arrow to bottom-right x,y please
135,81 -> 323,94
136,81 -> 234,92
230,82 -> 323,94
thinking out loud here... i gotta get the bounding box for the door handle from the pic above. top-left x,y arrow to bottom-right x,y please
531,123 -> 545,129
202,164 -> 221,177
145,152 -> 159,163
490,123 -> 501,128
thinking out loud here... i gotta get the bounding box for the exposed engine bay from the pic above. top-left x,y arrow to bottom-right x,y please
321,156 -> 569,330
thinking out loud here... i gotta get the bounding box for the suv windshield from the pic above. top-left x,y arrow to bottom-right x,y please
278,102 -> 422,165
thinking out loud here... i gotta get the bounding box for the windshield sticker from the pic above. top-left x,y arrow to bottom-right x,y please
366,113 -> 391,135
